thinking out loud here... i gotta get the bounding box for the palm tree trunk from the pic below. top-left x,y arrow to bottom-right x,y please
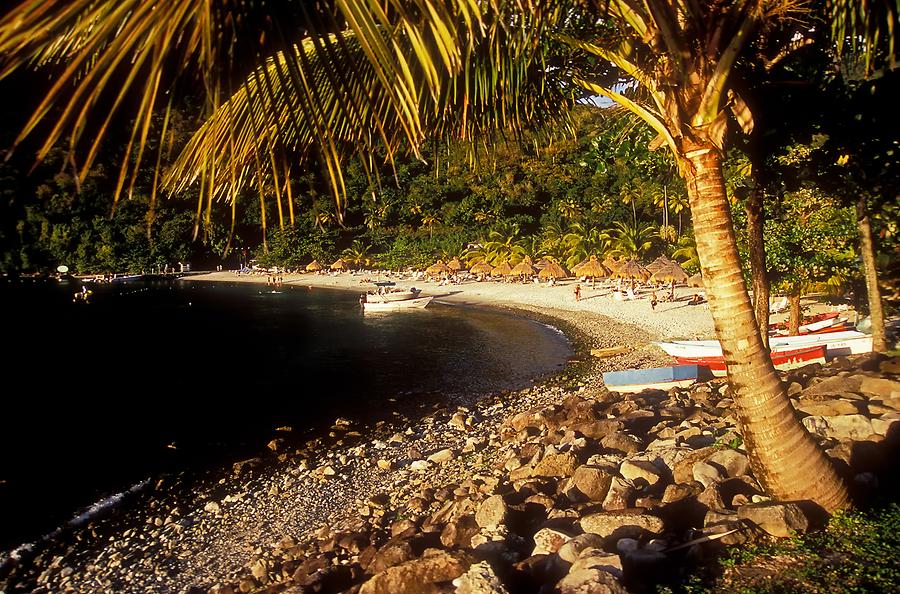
745,187 -> 770,348
788,287 -> 802,336
856,197 -> 887,351
685,147 -> 848,512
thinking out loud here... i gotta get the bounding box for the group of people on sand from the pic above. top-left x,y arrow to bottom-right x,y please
266,273 -> 284,286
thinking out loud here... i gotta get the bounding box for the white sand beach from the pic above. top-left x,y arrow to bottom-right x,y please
183,270 -> 718,341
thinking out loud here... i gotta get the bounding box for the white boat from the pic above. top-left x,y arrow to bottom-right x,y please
657,330 -> 872,359
366,287 -> 422,302
362,295 -> 433,312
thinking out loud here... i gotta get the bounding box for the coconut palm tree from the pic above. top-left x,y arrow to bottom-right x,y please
607,220 -> 655,261
5,0 -> 891,511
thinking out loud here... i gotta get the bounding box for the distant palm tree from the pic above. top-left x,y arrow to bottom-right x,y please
607,221 -> 654,260
562,223 -> 610,270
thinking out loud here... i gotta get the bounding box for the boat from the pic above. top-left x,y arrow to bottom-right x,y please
366,286 -> 422,303
674,345 -> 827,377
602,365 -> 706,393
362,295 -> 433,312
657,330 -> 872,359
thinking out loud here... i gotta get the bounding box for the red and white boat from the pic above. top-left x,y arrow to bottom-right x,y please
657,330 -> 872,360
769,312 -> 852,336
674,345 -> 827,377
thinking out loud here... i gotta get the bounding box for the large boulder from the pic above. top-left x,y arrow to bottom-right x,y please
532,528 -> 573,556
802,414 -> 875,440
452,561 -> 509,594
801,376 -> 863,398
532,452 -> 578,478
572,465 -> 614,502
475,495 -> 508,529
858,376 -> 900,399
359,549 -> 471,594
556,557 -> 628,594
795,399 -> 860,417
705,449 -> 750,479
619,459 -> 664,488
580,510 -> 665,540
736,502 -> 809,538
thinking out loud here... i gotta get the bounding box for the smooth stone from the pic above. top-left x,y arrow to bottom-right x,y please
736,502 -> 809,538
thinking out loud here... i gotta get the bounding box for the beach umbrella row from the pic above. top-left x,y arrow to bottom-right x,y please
649,261 -> 688,283
470,260 -> 494,275
426,260 -> 452,276
306,260 -> 322,272
537,261 -> 567,280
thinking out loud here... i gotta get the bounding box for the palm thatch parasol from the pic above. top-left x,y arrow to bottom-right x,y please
578,256 -> 609,279
470,260 -> 493,275
537,261 -> 567,280
650,261 -> 689,284
425,260 -> 451,277
509,258 -> 535,277
612,259 -> 651,281
306,260 -> 322,272
602,255 -> 622,274
646,255 -> 674,274
491,260 -> 512,277
688,272 -> 704,288
447,257 -> 463,271
330,258 -> 347,270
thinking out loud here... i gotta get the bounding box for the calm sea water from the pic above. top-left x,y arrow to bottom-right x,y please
0,278 -> 570,549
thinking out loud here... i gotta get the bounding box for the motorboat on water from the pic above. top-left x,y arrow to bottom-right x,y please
365,286 -> 423,303
361,295 -> 433,312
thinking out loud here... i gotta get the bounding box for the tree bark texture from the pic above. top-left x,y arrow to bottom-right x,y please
788,289 -> 802,336
685,147 -> 849,512
745,187 -> 770,348
856,197 -> 887,352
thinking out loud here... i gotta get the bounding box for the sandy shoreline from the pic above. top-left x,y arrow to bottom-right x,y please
182,270 -> 717,341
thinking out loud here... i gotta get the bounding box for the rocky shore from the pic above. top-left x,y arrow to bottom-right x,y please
2,303 -> 898,594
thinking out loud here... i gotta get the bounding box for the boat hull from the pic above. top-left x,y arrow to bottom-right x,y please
603,365 -> 703,393
367,289 -> 421,303
363,296 -> 433,312
657,330 -> 871,359
674,346 -> 827,377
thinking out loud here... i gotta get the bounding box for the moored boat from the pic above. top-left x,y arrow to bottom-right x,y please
362,295 -> 433,312
674,345 -> 827,377
602,365 -> 705,393
657,330 -> 872,359
366,287 -> 422,302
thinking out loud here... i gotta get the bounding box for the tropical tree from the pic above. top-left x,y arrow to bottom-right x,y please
5,0 -> 893,511
607,220 -> 654,260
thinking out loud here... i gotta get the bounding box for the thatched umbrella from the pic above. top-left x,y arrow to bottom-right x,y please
306,260 -> 322,272
602,255 -> 621,274
646,255 -> 674,274
447,257 -> 463,272
509,258 -> 536,279
491,260 -> 512,277
612,259 -> 651,291
688,272 -> 703,288
577,256 -> 609,288
470,260 -> 493,275
537,261 -> 567,280
425,260 -> 451,277
330,258 -> 347,271
651,261 -> 689,300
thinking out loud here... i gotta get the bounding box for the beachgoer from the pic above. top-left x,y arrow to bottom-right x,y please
574,283 -> 581,302
650,291 -> 658,311
689,293 -> 703,305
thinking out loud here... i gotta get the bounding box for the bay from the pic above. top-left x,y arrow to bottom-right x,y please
0,278 -> 570,550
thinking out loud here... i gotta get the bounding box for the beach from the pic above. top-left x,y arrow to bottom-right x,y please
3,271 -> 881,594
185,270 -> 719,341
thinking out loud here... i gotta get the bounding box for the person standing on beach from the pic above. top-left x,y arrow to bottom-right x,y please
650,291 -> 658,311
574,283 -> 581,302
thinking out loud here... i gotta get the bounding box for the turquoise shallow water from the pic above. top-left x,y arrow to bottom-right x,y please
0,279 -> 570,549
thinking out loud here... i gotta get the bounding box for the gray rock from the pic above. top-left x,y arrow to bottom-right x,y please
452,561 -> 509,594
795,399 -> 859,417
360,549 -> 472,594
556,561 -> 628,594
572,465 -> 614,502
858,376 -> 900,399
428,448 -> 456,464
706,449 -> 750,479
580,510 -> 665,539
558,533 -> 606,563
802,414 -> 874,440
736,502 -> 809,538
619,459 -> 663,488
692,462 -> 723,488
532,452 -> 578,478
602,477 -> 635,510
475,495 -> 508,529
532,527 -> 573,556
